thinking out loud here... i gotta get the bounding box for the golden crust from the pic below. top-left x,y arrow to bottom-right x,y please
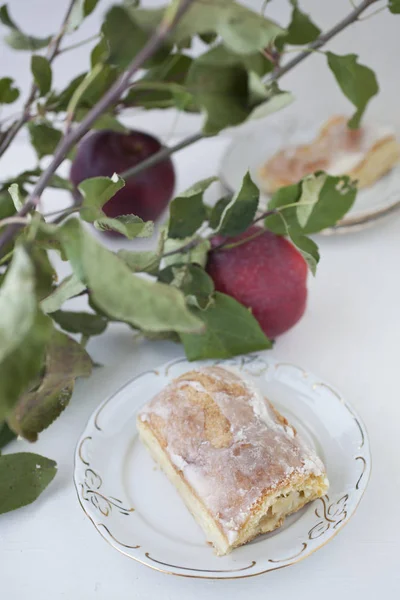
137,366 -> 329,555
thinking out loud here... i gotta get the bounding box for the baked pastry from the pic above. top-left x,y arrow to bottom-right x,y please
137,366 -> 329,555
258,115 -> 400,193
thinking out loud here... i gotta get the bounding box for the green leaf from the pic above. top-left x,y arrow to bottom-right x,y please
217,171 -> 259,236
159,263 -> 214,310
389,0 -> 400,14
265,175 -> 357,234
85,112 -> 127,133
198,31 -> 218,44
168,177 -> 216,239
7,331 -> 92,442
68,0 -> 100,30
94,215 -> 154,239
31,247 -> 56,301
0,4 -> 52,51
0,247 -> 37,364
180,292 -> 272,360
296,173 -> 326,228
0,76 -> 19,104
59,219 -> 204,334
0,422 -> 16,450
248,79 -> 294,121
41,274 -> 86,313
0,452 -> 56,514
326,52 -> 379,129
50,310 -> 107,336
186,61 -> 248,135
0,310 -> 51,422
79,174 -> 124,222
66,62 -> 103,117
265,182 -> 301,234
0,188 -> 16,219
289,232 -> 319,276
31,55 -> 52,96
133,1 -> 284,55
284,1 -> 321,45
196,43 -> 273,77
28,122 -> 62,159
124,54 -> 194,110
303,175 -> 357,232
8,183 -> 23,211
90,35 -> 109,66
117,231 -> 165,275
209,196 -> 232,229
102,6 -> 169,70
118,250 -> 160,275
46,73 -> 87,112
47,174 -> 74,191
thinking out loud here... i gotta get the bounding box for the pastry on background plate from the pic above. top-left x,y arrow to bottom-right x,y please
137,366 -> 329,555
258,115 -> 400,194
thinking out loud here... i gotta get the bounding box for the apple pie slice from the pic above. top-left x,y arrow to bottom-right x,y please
258,115 -> 400,193
137,366 -> 329,555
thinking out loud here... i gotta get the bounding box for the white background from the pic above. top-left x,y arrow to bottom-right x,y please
1,1 -> 400,598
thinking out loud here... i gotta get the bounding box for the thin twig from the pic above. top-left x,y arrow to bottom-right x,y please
0,0 -> 77,158
358,5 -> 387,20
0,0 -> 197,251
268,0 -> 380,83
120,132 -> 204,181
162,237 -> 200,258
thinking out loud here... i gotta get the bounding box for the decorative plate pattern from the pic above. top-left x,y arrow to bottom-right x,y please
74,354 -> 371,579
219,119 -> 400,234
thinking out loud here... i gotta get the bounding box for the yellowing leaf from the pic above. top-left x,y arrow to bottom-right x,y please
7,331 -> 92,442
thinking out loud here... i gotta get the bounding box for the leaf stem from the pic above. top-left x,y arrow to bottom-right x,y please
58,34 -> 100,55
0,0 -> 197,251
0,216 -> 30,229
268,0 -> 381,83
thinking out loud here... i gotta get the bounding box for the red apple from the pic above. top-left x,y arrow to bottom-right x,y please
70,129 -> 175,222
206,226 -> 308,338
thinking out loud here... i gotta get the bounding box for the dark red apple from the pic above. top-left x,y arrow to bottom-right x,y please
70,129 -> 175,222
206,226 -> 308,338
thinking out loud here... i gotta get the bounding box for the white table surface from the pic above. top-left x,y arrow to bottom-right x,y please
1,1 -> 400,598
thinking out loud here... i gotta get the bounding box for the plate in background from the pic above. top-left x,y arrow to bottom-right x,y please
220,120 -> 400,234
74,353 -> 371,579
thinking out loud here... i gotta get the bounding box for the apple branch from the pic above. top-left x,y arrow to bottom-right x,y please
0,0 -> 382,253
0,0 -> 77,158
0,0 -> 197,251
268,0 -> 380,82
118,0 -> 382,183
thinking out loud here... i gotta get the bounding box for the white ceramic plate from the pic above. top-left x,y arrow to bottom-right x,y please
220,119 -> 400,234
74,354 -> 371,579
